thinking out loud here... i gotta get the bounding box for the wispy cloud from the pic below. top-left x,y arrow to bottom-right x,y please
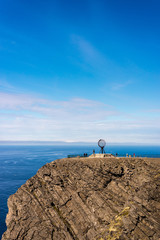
0,92 -> 47,110
111,80 -> 133,91
146,109 -> 160,113
0,78 -> 15,92
71,34 -> 109,71
70,35 -> 136,95
0,92 -> 119,141
0,91 -> 160,143
71,35 -> 100,61
0,92 -> 116,120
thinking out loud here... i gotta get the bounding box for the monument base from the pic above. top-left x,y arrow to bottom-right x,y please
90,153 -> 114,158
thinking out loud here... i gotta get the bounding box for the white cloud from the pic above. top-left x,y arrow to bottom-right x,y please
0,92 -> 117,141
0,91 -> 160,144
0,92 -> 117,120
0,92 -> 48,110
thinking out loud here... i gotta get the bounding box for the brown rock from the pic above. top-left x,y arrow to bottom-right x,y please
2,157 -> 160,240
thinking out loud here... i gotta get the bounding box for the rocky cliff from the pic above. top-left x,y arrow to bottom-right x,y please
2,157 -> 160,240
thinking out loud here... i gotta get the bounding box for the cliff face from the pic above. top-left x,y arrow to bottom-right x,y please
2,157 -> 160,240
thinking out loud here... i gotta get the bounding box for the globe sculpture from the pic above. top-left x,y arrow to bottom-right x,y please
98,139 -> 106,154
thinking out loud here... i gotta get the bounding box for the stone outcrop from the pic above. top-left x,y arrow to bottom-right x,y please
2,157 -> 160,240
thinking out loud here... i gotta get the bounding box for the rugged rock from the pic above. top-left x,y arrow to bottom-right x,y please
2,157 -> 160,240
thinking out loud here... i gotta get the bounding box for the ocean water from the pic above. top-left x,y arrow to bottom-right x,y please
0,144 -> 160,238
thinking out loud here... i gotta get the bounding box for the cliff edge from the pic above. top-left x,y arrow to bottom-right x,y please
2,157 -> 160,240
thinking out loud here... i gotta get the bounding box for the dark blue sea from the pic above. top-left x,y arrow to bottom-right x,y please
0,144 -> 160,238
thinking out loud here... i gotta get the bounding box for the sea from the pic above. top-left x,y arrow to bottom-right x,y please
0,144 -> 160,238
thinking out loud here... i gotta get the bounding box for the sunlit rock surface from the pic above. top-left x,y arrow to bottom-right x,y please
2,157 -> 160,240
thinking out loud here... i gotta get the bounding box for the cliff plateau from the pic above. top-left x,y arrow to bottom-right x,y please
2,157 -> 160,240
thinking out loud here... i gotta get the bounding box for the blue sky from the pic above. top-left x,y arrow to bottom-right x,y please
0,0 -> 160,143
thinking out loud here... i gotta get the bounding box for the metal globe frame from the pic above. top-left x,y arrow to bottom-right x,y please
98,139 -> 106,154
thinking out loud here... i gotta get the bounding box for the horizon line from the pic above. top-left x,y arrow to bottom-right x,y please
0,140 -> 160,146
